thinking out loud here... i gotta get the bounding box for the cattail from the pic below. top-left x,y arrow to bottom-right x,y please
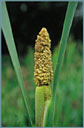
34,27 -> 53,126
34,27 -> 53,86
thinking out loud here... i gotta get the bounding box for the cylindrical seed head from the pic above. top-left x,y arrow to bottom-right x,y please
34,27 -> 53,86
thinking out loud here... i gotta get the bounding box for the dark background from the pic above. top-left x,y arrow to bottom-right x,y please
2,2 -> 83,56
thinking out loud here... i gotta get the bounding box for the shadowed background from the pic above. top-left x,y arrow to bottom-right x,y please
2,2 -> 83,55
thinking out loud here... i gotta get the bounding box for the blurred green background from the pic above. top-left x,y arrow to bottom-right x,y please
2,37 -> 83,126
2,2 -> 83,127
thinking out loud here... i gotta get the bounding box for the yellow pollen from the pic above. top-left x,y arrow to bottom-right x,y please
34,27 -> 53,86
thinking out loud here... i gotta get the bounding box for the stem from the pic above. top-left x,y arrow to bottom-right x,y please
43,100 -> 51,126
35,86 -> 45,126
35,86 -> 51,126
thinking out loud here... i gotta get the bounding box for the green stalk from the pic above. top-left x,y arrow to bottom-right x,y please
35,86 -> 45,126
35,86 -> 51,126
44,2 -> 78,126
1,2 -> 33,126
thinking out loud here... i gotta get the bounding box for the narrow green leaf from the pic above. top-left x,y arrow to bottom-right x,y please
52,1 -> 78,125
1,2 -> 33,126
44,2 -> 78,126
53,2 -> 78,95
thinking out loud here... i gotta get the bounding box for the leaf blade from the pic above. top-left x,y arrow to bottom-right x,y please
1,2 -> 33,126
44,2 -> 78,126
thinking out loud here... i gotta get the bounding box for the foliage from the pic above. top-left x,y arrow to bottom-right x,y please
44,2 -> 78,126
2,40 -> 83,126
1,2 -> 33,126
2,1 -> 82,127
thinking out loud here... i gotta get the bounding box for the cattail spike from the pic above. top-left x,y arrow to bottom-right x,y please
34,27 -> 53,86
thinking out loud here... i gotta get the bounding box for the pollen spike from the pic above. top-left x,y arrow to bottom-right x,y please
34,27 -> 53,86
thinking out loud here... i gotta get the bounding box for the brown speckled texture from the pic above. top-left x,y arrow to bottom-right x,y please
34,27 -> 53,86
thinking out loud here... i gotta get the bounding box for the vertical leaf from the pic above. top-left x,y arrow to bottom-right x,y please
44,2 -> 78,126
52,2 -> 78,125
1,2 -> 33,126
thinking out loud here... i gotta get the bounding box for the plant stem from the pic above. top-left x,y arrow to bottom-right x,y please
35,86 -> 45,126
35,86 -> 51,126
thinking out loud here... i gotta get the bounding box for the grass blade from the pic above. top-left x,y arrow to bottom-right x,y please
44,2 -> 78,126
1,2 -> 33,126
53,2 -> 78,95
52,1 -> 78,125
